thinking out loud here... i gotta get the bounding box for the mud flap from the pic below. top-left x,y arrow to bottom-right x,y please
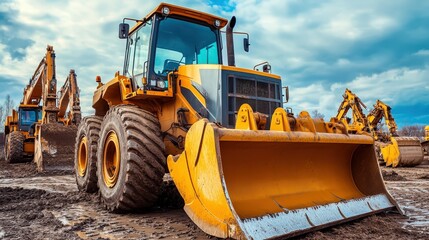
167,119 -> 400,239
34,123 -> 78,172
381,137 -> 424,167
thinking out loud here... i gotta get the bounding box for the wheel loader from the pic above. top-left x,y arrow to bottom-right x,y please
3,45 -> 80,171
75,3 -> 400,239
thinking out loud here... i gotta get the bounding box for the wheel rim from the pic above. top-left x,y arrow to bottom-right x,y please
103,131 -> 120,188
77,136 -> 88,177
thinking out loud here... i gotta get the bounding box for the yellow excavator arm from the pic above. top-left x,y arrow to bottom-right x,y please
367,100 -> 398,139
367,100 -> 423,167
331,88 -> 369,134
57,69 -> 81,126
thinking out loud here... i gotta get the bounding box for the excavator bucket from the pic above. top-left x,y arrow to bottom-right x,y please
34,123 -> 78,172
381,137 -> 424,167
168,107 -> 400,239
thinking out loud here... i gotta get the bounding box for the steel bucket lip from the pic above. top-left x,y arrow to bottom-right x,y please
234,194 -> 397,240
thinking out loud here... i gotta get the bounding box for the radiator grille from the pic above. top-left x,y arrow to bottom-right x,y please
227,76 -> 281,127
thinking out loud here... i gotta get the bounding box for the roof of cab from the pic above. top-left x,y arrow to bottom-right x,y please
129,2 -> 228,34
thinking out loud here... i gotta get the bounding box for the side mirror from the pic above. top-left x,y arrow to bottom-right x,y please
283,86 -> 289,103
119,23 -> 130,39
243,37 -> 250,52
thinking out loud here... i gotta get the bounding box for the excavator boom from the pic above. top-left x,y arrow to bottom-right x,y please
368,100 -> 423,167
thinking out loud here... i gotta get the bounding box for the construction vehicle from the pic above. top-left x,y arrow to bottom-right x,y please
3,45 -> 79,171
330,88 -> 370,135
367,100 -> 424,167
421,125 -> 429,156
57,70 -> 82,126
332,90 -> 424,167
74,3 -> 399,239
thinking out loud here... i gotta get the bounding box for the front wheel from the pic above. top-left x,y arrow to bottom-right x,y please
6,131 -> 25,163
97,105 -> 166,212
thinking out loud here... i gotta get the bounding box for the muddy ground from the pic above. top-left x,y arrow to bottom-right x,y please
0,150 -> 428,239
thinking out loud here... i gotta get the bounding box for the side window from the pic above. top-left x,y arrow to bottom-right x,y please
126,20 -> 152,81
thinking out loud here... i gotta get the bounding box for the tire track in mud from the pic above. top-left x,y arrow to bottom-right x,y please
0,159 -> 428,239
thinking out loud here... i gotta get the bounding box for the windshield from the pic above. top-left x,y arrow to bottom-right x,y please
154,17 -> 220,76
19,109 -> 38,126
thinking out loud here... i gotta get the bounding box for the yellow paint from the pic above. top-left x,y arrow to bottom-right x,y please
380,138 -> 400,167
78,136 -> 88,177
23,142 -> 34,154
425,125 -> 429,141
102,131 -> 121,188
235,104 -> 258,130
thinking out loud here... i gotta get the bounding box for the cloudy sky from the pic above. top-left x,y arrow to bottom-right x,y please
1,0 -> 428,128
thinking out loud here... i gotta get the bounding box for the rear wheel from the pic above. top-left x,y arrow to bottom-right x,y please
97,105 -> 166,212
6,131 -> 25,163
75,116 -> 102,192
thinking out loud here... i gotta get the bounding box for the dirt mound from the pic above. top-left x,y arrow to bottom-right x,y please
382,170 -> 407,181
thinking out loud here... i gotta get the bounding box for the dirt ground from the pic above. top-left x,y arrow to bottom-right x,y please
0,149 -> 428,239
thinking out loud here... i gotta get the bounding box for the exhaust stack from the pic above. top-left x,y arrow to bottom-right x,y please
226,16 -> 236,66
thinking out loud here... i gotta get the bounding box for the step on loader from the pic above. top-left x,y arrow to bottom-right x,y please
75,3 -> 400,239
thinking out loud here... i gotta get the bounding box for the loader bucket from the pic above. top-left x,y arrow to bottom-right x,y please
381,137 -> 424,167
167,119 -> 400,239
34,123 -> 78,172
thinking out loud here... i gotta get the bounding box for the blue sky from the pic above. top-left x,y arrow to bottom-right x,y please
0,0 -> 428,128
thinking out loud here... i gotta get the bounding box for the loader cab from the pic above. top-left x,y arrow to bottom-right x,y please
18,106 -> 41,132
122,8 -> 223,91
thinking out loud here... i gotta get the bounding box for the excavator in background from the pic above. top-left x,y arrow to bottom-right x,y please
421,125 -> 429,156
330,88 -> 370,135
57,69 -> 82,126
367,100 -> 424,167
3,45 -> 79,171
74,4 -> 399,239
332,89 -> 423,167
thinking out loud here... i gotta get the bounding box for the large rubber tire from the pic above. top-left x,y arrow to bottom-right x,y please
75,116 -> 103,193
6,131 -> 25,163
97,105 -> 166,212
3,134 -> 8,161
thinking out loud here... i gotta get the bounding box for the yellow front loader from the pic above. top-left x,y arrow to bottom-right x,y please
3,45 -> 79,171
75,3 -> 399,239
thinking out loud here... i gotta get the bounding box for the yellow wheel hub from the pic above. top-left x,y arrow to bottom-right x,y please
77,137 -> 88,177
103,131 -> 120,188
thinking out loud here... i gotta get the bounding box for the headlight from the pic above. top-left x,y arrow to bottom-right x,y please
156,80 -> 166,89
162,6 -> 170,16
214,19 -> 220,28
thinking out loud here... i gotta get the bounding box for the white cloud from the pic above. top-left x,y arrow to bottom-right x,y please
0,0 -> 428,127
287,66 -> 429,122
414,49 -> 429,56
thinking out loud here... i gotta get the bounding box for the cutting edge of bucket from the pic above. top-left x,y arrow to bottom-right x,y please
237,193 -> 395,239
